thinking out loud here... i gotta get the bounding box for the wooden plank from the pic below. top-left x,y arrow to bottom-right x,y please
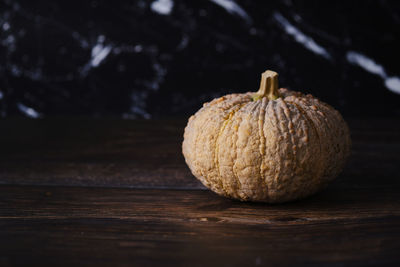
0,184 -> 399,266
0,118 -> 202,189
0,118 -> 399,189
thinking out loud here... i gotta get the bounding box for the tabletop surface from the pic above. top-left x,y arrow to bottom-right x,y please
0,118 -> 399,266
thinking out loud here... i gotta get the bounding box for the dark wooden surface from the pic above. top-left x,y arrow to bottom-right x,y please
0,118 -> 400,266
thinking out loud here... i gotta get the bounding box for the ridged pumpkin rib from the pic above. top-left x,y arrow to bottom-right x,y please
214,103 -> 245,196
287,100 -> 324,182
280,99 -> 298,183
191,109 -> 212,187
269,100 -> 282,193
258,98 -> 268,199
231,102 -> 250,198
304,98 -> 340,181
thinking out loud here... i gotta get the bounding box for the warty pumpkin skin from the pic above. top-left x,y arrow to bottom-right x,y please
182,70 -> 351,203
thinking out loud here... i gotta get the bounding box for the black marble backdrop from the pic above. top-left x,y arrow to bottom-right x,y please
0,0 -> 399,118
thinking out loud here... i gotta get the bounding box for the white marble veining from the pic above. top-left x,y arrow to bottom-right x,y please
0,1 -> 398,118
91,44 -> 112,68
274,12 -> 331,60
385,77 -> 400,94
346,51 -> 386,77
80,35 -> 112,76
209,0 -> 252,24
151,0 -> 174,15
17,103 -> 41,118
347,51 -> 400,94
2,22 -> 10,31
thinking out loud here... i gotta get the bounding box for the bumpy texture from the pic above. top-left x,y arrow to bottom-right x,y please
182,88 -> 351,203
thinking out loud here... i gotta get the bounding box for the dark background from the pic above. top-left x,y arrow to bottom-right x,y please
0,0 -> 399,119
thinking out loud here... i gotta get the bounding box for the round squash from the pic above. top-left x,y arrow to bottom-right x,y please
182,70 -> 351,203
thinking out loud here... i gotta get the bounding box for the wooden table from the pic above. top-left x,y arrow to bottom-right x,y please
1,118 -> 399,266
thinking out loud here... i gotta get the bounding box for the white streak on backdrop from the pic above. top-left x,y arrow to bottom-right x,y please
151,0 -> 174,15
347,51 -> 400,94
91,44 -> 112,67
209,0 -> 252,24
80,35 -> 112,76
274,12 -> 332,60
17,103 -> 41,118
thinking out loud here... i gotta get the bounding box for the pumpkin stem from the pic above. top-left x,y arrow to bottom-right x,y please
253,70 -> 279,101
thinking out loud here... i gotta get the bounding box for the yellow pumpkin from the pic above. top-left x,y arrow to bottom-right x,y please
182,70 -> 351,203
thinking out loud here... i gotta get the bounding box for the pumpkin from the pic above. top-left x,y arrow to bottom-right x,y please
182,70 -> 351,203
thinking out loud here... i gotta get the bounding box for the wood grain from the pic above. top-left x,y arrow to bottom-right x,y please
1,184 -> 399,266
0,119 -> 201,189
0,118 -> 399,266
